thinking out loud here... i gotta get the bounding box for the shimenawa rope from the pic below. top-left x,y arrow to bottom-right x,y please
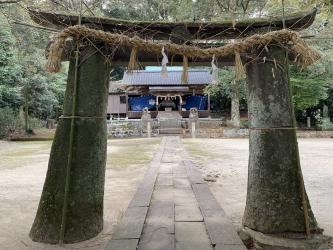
45,25 -> 321,73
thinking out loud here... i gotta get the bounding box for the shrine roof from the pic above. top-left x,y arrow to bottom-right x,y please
122,70 -> 212,86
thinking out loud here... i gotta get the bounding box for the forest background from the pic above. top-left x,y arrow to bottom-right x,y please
0,0 -> 332,138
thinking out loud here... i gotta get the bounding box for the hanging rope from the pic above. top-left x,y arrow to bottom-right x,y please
58,0 -> 83,245
127,47 -> 139,72
46,25 -> 320,73
234,51 -> 246,80
211,55 -> 219,84
181,55 -> 189,84
161,46 -> 168,77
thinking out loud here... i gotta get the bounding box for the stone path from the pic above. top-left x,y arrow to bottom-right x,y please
105,136 -> 246,250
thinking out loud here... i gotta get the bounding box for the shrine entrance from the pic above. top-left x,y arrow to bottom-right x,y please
27,7 -> 330,249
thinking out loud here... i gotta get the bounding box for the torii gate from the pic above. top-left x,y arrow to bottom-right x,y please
28,8 -> 324,246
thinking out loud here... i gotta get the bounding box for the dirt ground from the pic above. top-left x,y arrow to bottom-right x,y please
183,138 -> 333,238
0,138 -> 161,250
0,137 -> 332,250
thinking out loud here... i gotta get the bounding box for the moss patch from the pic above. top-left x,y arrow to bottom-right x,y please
107,138 -> 161,168
0,141 -> 52,169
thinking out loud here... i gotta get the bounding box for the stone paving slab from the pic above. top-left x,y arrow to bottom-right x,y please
173,188 -> 197,206
159,163 -> 173,174
191,183 -> 245,249
172,173 -> 187,178
175,222 -> 213,250
173,178 -> 191,189
183,160 -> 206,184
143,201 -> 175,234
129,147 -> 164,208
112,206 -> 149,240
215,243 -> 248,250
157,174 -> 173,186
129,181 -> 156,207
175,205 -> 203,222
172,168 -> 187,174
139,231 -> 175,250
106,136 -> 246,250
191,183 -> 225,217
138,201 -> 175,250
151,187 -> 174,203
204,216 -> 246,247
105,239 -> 139,250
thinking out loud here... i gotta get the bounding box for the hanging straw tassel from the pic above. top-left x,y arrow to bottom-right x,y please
291,38 -> 321,70
45,37 -> 66,73
181,55 -> 189,84
127,47 -> 139,73
234,51 -> 246,80
211,54 -> 219,84
161,47 -> 168,78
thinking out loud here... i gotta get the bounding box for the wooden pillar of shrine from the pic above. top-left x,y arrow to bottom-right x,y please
29,47 -> 111,244
242,46 -> 319,234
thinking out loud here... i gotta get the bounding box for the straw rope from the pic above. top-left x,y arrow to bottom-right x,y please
181,55 -> 189,84
127,47 -> 139,72
46,25 -> 321,73
235,51 -> 246,80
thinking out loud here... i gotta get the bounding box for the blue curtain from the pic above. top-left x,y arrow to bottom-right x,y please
128,96 -> 156,111
183,96 -> 207,110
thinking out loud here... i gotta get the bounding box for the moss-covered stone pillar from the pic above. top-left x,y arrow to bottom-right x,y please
30,47 -> 110,244
242,46 -> 319,234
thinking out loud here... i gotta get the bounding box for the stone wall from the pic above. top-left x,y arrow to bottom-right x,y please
107,119 -> 159,138
107,119 -> 333,139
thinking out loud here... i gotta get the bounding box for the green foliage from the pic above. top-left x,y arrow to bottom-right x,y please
290,52 -> 333,111
318,118 -> 333,130
0,7 -> 67,122
0,13 -> 22,88
0,107 -> 23,139
0,0 -> 332,127
205,67 -> 247,111
0,85 -> 21,110
290,72 -> 329,111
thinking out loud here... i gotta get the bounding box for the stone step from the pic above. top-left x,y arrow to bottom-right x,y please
159,128 -> 183,134
157,111 -> 182,119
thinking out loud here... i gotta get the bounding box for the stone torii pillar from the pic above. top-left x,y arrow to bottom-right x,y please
29,47 -> 111,244
242,46 -> 319,236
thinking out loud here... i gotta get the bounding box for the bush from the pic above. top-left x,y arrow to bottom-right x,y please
0,107 -> 23,139
318,118 -> 333,131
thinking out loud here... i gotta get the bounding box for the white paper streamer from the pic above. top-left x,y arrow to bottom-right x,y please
211,54 -> 218,84
161,47 -> 168,77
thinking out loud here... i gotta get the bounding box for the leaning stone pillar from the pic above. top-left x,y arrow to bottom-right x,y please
242,46 -> 319,234
30,47 -> 110,244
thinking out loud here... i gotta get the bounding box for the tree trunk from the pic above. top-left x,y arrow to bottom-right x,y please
29,47 -> 110,244
242,46 -> 319,234
230,80 -> 240,128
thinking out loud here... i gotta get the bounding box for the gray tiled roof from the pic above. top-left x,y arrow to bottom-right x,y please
122,70 -> 212,86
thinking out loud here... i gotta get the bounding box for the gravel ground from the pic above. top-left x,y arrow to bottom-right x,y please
183,138 -> 333,238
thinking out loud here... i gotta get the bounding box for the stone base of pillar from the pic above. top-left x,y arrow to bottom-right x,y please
239,227 -> 332,250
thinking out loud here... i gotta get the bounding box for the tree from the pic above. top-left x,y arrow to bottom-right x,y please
0,12 -> 22,110
205,67 -> 247,119
291,69 -> 329,111
1,3 -> 67,121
